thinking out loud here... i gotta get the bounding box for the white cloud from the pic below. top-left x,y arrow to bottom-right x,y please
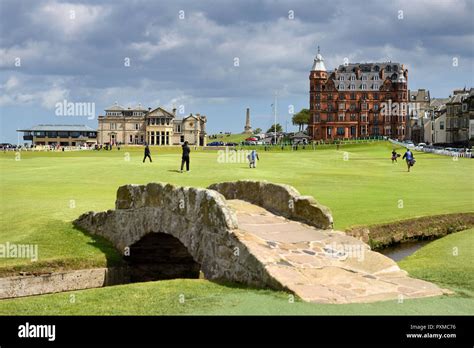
4,76 -> 20,91
31,1 -> 107,38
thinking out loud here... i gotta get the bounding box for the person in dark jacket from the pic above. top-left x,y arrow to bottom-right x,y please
391,149 -> 398,163
180,141 -> 190,172
143,143 -> 152,163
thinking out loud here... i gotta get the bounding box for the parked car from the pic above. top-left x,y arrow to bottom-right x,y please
225,142 -> 238,146
207,141 -> 224,146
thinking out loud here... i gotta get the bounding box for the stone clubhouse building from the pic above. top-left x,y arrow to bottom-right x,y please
308,49 -> 408,141
97,103 -> 207,146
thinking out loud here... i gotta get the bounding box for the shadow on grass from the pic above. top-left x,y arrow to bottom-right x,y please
209,279 -> 292,297
0,220 -> 123,277
72,224 -> 123,268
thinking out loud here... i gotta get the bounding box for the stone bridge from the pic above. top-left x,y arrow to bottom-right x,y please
74,180 -> 445,304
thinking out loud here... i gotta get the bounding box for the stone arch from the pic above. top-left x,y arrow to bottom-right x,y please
124,232 -> 201,282
73,182 -> 281,289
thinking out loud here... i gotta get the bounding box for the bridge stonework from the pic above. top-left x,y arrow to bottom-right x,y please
74,181 -> 446,303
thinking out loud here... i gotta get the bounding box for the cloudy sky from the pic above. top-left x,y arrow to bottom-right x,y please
1,0 -> 473,143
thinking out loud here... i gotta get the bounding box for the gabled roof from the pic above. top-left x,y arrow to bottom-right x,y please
447,93 -> 468,104
146,107 -> 175,117
105,103 -> 125,111
183,114 -> 199,120
430,98 -> 449,109
133,103 -> 147,111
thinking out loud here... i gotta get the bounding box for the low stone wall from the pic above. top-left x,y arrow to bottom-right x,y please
208,180 -> 333,229
0,267 -> 128,299
74,182 -> 285,290
346,212 -> 474,249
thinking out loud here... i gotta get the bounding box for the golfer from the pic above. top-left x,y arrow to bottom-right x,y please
391,149 -> 398,163
247,149 -> 259,168
143,143 -> 152,163
181,141 -> 191,172
402,148 -> 415,172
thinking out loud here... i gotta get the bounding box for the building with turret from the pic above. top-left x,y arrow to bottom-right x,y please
308,49 -> 408,141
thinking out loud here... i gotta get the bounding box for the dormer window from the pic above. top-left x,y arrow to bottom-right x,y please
339,76 -> 345,81
373,84 -> 379,90
350,75 -> 356,81
361,84 -> 367,90
361,75 -> 368,81
338,84 -> 345,90
350,84 -> 356,90
373,75 -> 379,80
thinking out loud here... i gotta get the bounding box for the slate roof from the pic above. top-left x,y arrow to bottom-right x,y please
331,62 -> 407,90
409,89 -> 430,102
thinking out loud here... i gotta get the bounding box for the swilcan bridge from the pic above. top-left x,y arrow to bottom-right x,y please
74,180 -> 445,304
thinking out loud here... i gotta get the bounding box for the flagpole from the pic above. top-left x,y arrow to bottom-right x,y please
274,91 -> 277,145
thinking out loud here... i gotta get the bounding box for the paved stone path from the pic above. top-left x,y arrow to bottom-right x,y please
227,199 -> 447,304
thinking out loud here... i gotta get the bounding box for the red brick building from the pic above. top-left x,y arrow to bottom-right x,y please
308,51 -> 408,141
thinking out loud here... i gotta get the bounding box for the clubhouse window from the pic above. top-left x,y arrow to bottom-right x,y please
337,127 -> 345,135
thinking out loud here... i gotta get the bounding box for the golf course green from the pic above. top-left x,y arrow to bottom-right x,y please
0,141 -> 472,314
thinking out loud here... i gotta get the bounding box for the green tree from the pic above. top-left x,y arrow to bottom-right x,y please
292,108 -> 310,132
253,128 -> 262,134
267,123 -> 283,133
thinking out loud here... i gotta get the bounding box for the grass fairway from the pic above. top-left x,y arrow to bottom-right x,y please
0,141 -> 473,315
0,141 -> 472,275
0,280 -> 472,316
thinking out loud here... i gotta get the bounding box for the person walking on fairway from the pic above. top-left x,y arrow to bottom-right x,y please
180,141 -> 190,172
143,143 -> 152,163
391,149 -> 399,163
248,149 -> 259,168
402,148 -> 415,172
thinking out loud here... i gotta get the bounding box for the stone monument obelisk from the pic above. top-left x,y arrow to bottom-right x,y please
243,108 -> 253,134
